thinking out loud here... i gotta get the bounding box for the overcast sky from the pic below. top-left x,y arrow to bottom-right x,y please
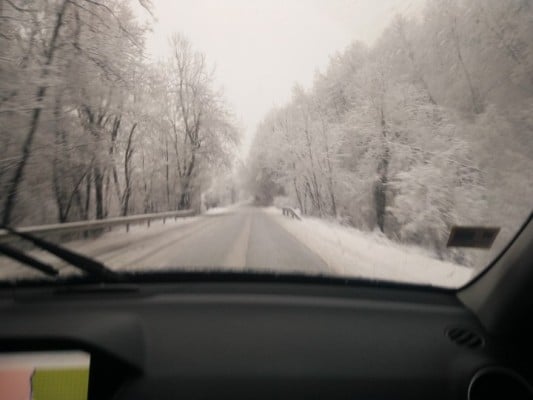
144,0 -> 425,155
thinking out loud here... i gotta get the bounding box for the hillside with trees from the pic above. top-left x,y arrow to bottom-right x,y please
0,0 -> 239,226
246,0 -> 533,266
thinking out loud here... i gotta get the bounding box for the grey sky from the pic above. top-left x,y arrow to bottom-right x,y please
146,0 -> 425,155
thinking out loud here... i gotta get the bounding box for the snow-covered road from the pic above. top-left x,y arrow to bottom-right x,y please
0,206 -> 473,287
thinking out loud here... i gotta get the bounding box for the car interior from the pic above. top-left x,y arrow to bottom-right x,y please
0,212 -> 531,400
1,0 -> 532,398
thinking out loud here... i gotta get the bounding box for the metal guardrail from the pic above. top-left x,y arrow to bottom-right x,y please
0,209 -> 195,241
281,207 -> 301,220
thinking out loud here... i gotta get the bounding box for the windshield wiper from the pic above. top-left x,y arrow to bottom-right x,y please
1,226 -> 118,281
0,242 -> 59,277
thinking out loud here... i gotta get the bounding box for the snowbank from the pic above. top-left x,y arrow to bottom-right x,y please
271,209 -> 473,288
0,216 -> 200,280
205,201 -> 251,215
205,207 -> 232,215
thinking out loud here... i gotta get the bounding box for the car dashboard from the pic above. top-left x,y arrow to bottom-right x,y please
2,279 -> 532,400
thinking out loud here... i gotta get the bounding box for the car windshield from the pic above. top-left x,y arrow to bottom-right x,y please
0,0 -> 532,288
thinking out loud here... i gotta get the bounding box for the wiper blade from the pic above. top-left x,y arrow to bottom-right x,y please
0,242 -> 59,277
1,226 -> 118,281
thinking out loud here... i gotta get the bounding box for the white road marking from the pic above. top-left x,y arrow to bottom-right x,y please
221,213 -> 252,268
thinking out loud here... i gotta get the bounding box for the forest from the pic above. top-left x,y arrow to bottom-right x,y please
1,0 -> 532,268
246,0 -> 533,265
0,0 -> 239,226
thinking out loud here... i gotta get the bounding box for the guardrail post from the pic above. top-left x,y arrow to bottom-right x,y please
163,217 -> 166,224
282,207 -> 301,221
147,219 -> 151,228
126,223 -> 130,232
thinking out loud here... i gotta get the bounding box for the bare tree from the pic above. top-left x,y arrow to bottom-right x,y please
2,0 -> 69,225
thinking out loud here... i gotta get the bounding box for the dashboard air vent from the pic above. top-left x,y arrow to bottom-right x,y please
446,327 -> 484,349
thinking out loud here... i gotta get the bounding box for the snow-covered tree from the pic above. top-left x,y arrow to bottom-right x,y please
0,0 -> 240,225
246,0 -> 533,266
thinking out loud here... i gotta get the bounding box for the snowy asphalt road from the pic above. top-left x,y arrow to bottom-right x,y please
84,207 -> 330,274
1,206 -> 473,287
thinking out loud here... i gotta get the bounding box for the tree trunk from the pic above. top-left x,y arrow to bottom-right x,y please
178,150 -> 196,210
93,165 -> 105,219
319,117 -> 337,217
1,0 -> 69,225
374,147 -> 390,233
450,16 -> 482,113
165,135 -> 170,210
141,149 -> 150,213
83,170 -> 92,220
293,178 -> 303,213
178,187 -> 190,210
303,125 -> 323,215
374,107 -> 390,233
52,162 -> 67,223
52,93 -> 68,222
121,123 -> 136,216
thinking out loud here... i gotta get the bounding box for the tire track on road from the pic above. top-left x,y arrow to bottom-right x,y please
97,216 -> 226,270
258,210 -> 335,274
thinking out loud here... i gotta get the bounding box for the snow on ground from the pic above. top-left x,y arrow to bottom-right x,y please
267,207 -> 473,288
205,200 -> 253,215
62,216 -> 204,269
1,206 -> 473,288
0,216 -> 201,281
66,216 -> 200,254
205,207 -> 232,215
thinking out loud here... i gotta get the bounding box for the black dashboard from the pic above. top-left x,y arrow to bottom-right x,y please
2,280 -> 531,400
